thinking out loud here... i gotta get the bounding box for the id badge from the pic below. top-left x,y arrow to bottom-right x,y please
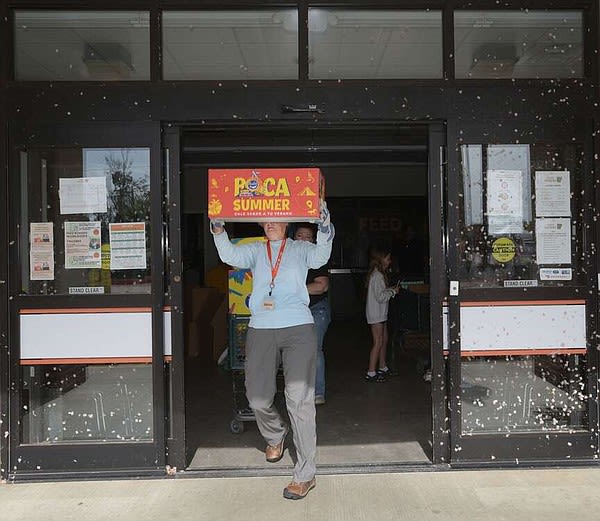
262,296 -> 275,311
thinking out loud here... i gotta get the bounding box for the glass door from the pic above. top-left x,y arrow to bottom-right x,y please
446,135 -> 598,463
8,122 -> 166,476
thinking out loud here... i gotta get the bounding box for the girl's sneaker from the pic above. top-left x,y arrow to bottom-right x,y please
365,372 -> 386,383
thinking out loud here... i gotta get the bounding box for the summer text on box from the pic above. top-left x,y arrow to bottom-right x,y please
208,168 -> 324,222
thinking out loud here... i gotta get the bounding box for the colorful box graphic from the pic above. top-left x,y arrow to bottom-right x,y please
228,269 -> 253,315
227,237 -> 265,315
208,168 -> 324,222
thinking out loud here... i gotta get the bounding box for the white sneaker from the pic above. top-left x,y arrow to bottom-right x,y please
423,370 -> 432,382
315,395 -> 326,405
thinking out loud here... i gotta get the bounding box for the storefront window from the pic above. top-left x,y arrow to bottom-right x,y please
14,11 -> 150,81
454,11 -> 583,79
308,9 -> 443,79
458,142 -> 590,435
462,355 -> 588,434
458,144 -> 584,288
21,147 -> 151,295
162,10 -> 299,80
21,364 -> 153,443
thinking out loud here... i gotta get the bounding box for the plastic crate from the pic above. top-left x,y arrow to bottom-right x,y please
228,315 -> 250,370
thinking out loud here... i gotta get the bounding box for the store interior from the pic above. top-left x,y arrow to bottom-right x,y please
179,126 -> 433,471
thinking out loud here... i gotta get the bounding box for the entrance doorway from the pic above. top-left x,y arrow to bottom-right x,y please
170,123 -> 446,472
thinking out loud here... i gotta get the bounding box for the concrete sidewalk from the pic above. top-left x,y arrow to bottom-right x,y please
2,467 -> 600,521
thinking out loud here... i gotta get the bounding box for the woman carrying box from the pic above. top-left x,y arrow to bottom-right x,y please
210,203 -> 334,500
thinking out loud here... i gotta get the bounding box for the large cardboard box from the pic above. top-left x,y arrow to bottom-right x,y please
187,286 -> 221,323
211,298 -> 228,361
227,237 -> 264,315
208,168 -> 324,222
184,286 -> 226,360
228,269 -> 253,315
185,320 -> 204,359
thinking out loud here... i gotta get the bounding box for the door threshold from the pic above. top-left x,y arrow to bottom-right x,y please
449,458 -> 600,470
8,468 -> 165,483
180,461 -> 440,479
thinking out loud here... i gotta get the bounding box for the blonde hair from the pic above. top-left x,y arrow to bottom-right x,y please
366,245 -> 391,287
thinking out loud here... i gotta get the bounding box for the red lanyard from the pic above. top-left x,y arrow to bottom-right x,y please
266,238 -> 287,296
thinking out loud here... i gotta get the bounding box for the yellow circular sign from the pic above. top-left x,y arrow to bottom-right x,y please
492,237 -> 516,263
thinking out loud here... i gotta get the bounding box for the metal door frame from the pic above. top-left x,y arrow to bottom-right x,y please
164,126 -> 186,472
7,121 -> 167,479
165,120 -> 450,471
444,119 -> 599,466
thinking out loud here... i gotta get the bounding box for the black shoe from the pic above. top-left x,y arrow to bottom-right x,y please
365,373 -> 386,382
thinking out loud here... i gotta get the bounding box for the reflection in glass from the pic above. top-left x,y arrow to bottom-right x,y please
461,355 -> 588,434
309,9 -> 443,79
454,11 -> 583,79
14,11 -> 150,81
458,143 -> 583,288
162,10 -> 298,80
22,364 -> 153,443
21,147 -> 151,295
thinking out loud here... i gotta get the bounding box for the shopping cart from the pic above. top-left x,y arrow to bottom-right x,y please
228,314 -> 254,434
387,286 -> 430,375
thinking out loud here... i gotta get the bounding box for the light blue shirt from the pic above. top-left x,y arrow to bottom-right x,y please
212,228 -> 333,329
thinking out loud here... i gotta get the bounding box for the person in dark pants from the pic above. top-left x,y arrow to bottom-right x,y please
210,206 -> 334,500
294,224 -> 331,405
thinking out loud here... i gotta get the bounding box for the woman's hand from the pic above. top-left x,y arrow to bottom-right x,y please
318,201 -> 330,230
210,220 -> 225,234
318,201 -> 334,241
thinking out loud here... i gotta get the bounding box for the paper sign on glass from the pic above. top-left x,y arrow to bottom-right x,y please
65,221 -> 102,269
539,268 -> 572,281
535,171 -> 571,217
30,222 -> 55,280
59,177 -> 107,215
109,222 -> 147,270
535,218 -> 571,265
486,170 -> 524,234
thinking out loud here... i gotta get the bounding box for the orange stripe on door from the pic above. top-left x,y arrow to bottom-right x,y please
20,356 -> 173,365
460,300 -> 586,307
20,357 -> 154,365
443,348 -> 587,357
20,307 -> 152,315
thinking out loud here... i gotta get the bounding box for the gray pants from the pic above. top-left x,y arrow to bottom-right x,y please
245,324 -> 317,482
